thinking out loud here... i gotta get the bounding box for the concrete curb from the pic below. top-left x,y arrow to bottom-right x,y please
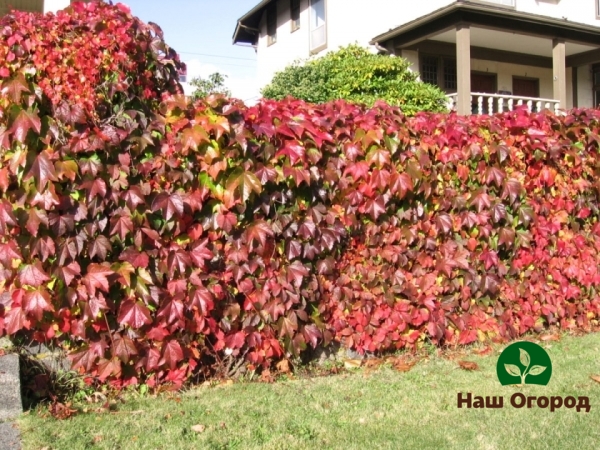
0,354 -> 22,450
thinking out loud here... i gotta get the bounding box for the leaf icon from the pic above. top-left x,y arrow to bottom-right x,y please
528,365 -> 547,376
504,364 -> 521,377
519,348 -> 530,367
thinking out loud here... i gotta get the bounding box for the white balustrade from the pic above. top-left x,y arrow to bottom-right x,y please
445,92 -> 561,115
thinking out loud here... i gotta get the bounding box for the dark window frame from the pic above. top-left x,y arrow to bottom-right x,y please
267,4 -> 277,46
512,75 -> 540,98
419,54 -> 457,93
291,0 -> 301,32
309,0 -> 327,54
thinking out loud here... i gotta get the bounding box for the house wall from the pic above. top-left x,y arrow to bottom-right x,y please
43,0 -> 71,13
255,0 -> 452,87
256,0 -> 311,89
470,59 -> 554,98
251,0 -> 600,105
515,0 -> 600,27
577,64 -> 595,107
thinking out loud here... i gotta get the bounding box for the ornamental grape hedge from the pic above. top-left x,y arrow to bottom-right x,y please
1,2 -> 600,389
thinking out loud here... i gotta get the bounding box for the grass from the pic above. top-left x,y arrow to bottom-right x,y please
17,331 -> 600,450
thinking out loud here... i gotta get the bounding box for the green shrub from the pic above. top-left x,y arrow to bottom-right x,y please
261,45 -> 448,115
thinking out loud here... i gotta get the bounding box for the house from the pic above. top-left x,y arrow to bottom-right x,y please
0,0 -> 88,16
233,0 -> 600,114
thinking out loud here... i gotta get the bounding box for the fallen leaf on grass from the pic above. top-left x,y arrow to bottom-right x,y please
541,334 -> 560,342
590,375 -> 600,384
48,401 -> 78,420
458,361 -> 479,371
343,358 -> 363,370
473,346 -> 492,356
363,358 -> 384,369
276,359 -> 291,374
260,369 -> 274,383
390,359 -> 415,372
191,424 -> 206,433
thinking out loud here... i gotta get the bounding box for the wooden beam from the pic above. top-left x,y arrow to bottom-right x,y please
456,24 -> 472,116
404,40 -> 553,68
572,66 -> 578,108
552,38 -> 567,110
566,48 -> 600,68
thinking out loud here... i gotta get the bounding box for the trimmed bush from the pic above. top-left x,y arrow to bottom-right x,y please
1,2 -> 600,390
261,45 -> 449,115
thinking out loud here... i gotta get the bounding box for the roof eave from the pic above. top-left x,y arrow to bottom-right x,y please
370,1 -> 600,46
232,0 -> 272,45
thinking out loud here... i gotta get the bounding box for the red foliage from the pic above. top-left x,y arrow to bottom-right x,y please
1,2 -> 600,389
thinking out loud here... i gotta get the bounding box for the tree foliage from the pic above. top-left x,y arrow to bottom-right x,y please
261,45 -> 448,115
189,72 -> 231,100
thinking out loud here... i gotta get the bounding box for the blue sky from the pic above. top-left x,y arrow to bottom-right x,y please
120,0 -> 260,101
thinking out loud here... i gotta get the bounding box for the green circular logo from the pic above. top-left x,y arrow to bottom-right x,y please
496,341 -> 552,386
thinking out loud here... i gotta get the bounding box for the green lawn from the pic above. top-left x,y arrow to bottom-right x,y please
18,332 -> 600,450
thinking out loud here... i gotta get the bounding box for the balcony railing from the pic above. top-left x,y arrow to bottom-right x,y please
446,93 -> 561,115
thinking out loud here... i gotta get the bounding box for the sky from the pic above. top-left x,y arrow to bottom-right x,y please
119,0 -> 260,102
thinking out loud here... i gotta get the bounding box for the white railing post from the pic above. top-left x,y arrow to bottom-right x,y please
446,93 -> 561,115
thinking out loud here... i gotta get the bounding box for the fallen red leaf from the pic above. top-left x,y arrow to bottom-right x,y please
458,360 -> 479,371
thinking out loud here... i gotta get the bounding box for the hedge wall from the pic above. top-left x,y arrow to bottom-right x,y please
1,2 -> 600,389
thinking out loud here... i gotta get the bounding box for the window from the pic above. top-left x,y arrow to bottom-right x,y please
291,0 -> 301,32
267,4 -> 277,46
420,55 -> 457,92
309,0 -> 326,53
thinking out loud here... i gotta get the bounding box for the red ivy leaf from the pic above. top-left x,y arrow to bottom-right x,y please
224,331 -> 245,349
23,288 -> 53,321
10,108 -> 41,143
470,189 -> 491,213
189,240 -> 213,268
287,261 -> 309,288
389,172 -> 414,199
118,300 -> 152,329
54,261 -> 81,286
0,200 -> 17,234
82,263 -> 113,296
245,220 -> 274,249
119,248 -> 149,269
18,261 -> 50,287
112,334 -> 138,364
435,213 -> 453,234
501,178 -> 522,205
188,286 -> 214,316
161,340 -> 183,370
485,166 -> 505,188
226,169 -> 263,203
152,192 -> 184,221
